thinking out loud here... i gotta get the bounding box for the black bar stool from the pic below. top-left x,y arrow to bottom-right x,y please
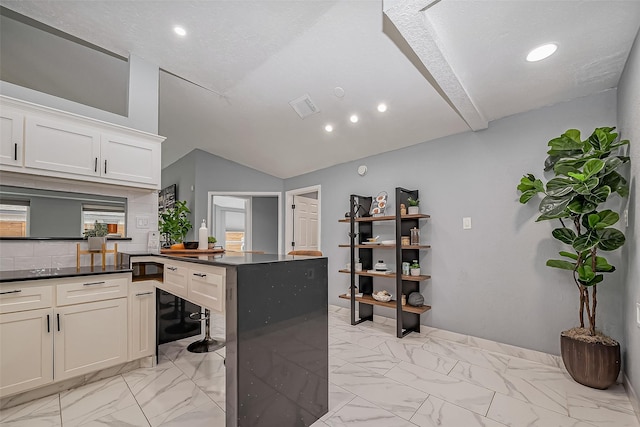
187,308 -> 225,353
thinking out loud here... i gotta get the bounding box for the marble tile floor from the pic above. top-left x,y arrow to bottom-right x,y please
2,306 -> 639,427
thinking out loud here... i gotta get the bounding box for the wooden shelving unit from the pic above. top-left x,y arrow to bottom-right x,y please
338,294 -> 431,314
340,187 -> 431,338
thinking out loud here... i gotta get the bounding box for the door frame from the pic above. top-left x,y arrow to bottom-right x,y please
207,191 -> 282,254
285,185 -> 321,254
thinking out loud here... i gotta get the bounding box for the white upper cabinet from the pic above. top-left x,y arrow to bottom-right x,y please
101,132 -> 160,186
0,96 -> 164,189
0,107 -> 24,167
25,115 -> 101,177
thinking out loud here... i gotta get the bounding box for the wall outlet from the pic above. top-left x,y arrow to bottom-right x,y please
136,216 -> 149,229
463,217 -> 472,230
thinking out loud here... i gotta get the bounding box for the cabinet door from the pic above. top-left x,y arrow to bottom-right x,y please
0,308 -> 53,397
129,282 -> 156,360
188,266 -> 225,313
163,263 -> 189,298
101,133 -> 160,186
24,115 -> 101,177
0,108 -> 24,166
54,298 -> 127,381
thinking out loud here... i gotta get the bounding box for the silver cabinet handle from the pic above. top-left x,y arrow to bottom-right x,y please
0,289 -> 22,295
135,291 -> 153,296
83,281 -> 106,286
167,266 -> 177,271
193,273 -> 206,278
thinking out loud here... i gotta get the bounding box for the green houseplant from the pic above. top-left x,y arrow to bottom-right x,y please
84,221 -> 109,251
159,200 -> 192,247
208,236 -> 217,249
517,126 -> 629,389
407,197 -> 420,215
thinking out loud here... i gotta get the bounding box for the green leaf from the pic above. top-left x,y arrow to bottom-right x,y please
564,129 -> 582,143
597,228 -> 626,251
559,251 -> 579,260
587,214 -> 600,229
537,195 -> 571,221
603,157 -> 625,176
572,176 -> 599,195
546,260 -> 576,270
601,171 -> 628,197
583,159 -> 605,178
553,158 -> 586,176
585,186 -> 611,205
546,177 -> 574,197
567,197 -> 597,214
595,210 -> 619,229
552,228 -> 576,245
587,128 -> 610,151
577,264 -> 596,282
582,274 -> 604,287
573,231 -> 599,252
589,256 -> 615,272
519,191 -> 537,204
568,172 -> 586,181
548,134 -> 583,152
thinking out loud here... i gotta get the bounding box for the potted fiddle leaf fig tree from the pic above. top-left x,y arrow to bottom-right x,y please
517,126 -> 629,389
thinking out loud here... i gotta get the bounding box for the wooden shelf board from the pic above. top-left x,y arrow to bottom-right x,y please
338,244 -> 431,249
338,293 -> 431,314
132,273 -> 163,282
338,269 -> 430,281
338,213 -> 430,223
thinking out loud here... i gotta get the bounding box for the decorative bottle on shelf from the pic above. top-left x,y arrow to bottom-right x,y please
198,219 -> 208,250
410,227 -> 420,245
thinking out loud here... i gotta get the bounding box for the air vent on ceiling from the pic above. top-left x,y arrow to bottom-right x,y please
289,94 -> 320,119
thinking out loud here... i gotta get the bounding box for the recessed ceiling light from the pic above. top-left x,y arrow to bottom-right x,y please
324,124 -> 333,132
377,103 -> 387,113
174,26 -> 187,36
526,43 -> 557,62
350,114 -> 359,123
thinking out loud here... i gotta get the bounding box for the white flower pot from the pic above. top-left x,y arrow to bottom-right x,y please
408,206 -> 419,215
410,268 -> 420,276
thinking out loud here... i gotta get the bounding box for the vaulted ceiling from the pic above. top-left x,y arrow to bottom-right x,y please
2,1 -> 639,178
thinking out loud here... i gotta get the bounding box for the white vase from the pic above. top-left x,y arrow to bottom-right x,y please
408,206 -> 419,215
410,268 -> 420,276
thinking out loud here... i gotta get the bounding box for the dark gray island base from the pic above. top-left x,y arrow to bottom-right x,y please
123,252 -> 329,427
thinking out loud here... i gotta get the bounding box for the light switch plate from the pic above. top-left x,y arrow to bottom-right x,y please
136,216 -> 149,229
463,217 -> 472,230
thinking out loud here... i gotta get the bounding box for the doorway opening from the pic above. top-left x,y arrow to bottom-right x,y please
285,185 -> 321,254
207,192 -> 282,254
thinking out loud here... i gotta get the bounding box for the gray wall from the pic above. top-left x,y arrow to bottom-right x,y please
160,150 -> 197,240
30,197 -> 81,237
284,89 -> 621,356
618,27 -> 640,412
252,197 -> 278,253
162,149 -> 283,241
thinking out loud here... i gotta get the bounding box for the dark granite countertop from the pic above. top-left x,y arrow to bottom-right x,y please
122,251 -> 324,267
0,266 -> 133,283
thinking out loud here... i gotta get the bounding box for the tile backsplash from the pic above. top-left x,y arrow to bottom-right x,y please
0,172 -> 158,272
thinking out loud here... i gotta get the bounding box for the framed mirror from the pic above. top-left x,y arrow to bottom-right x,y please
0,185 -> 127,239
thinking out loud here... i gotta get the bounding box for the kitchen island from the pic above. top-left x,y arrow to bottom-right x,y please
122,252 -> 329,427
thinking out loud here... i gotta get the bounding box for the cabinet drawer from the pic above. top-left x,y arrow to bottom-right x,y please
188,267 -> 225,313
162,263 -> 188,298
0,285 -> 53,314
56,276 -> 128,306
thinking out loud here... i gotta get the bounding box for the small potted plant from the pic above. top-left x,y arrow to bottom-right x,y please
407,197 -> 420,215
410,260 -> 420,276
208,236 -> 217,249
84,221 -> 109,251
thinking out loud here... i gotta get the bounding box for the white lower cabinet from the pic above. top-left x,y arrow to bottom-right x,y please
129,281 -> 156,360
163,263 -> 189,298
54,298 -> 128,381
0,308 -> 53,396
188,266 -> 225,313
0,274 -> 133,398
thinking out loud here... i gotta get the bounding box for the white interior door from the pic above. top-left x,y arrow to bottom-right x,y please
292,195 -> 319,251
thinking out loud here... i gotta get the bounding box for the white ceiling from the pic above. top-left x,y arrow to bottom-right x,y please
1,0 -> 639,179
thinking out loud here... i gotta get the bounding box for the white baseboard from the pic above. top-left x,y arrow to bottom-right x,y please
624,374 -> 640,424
